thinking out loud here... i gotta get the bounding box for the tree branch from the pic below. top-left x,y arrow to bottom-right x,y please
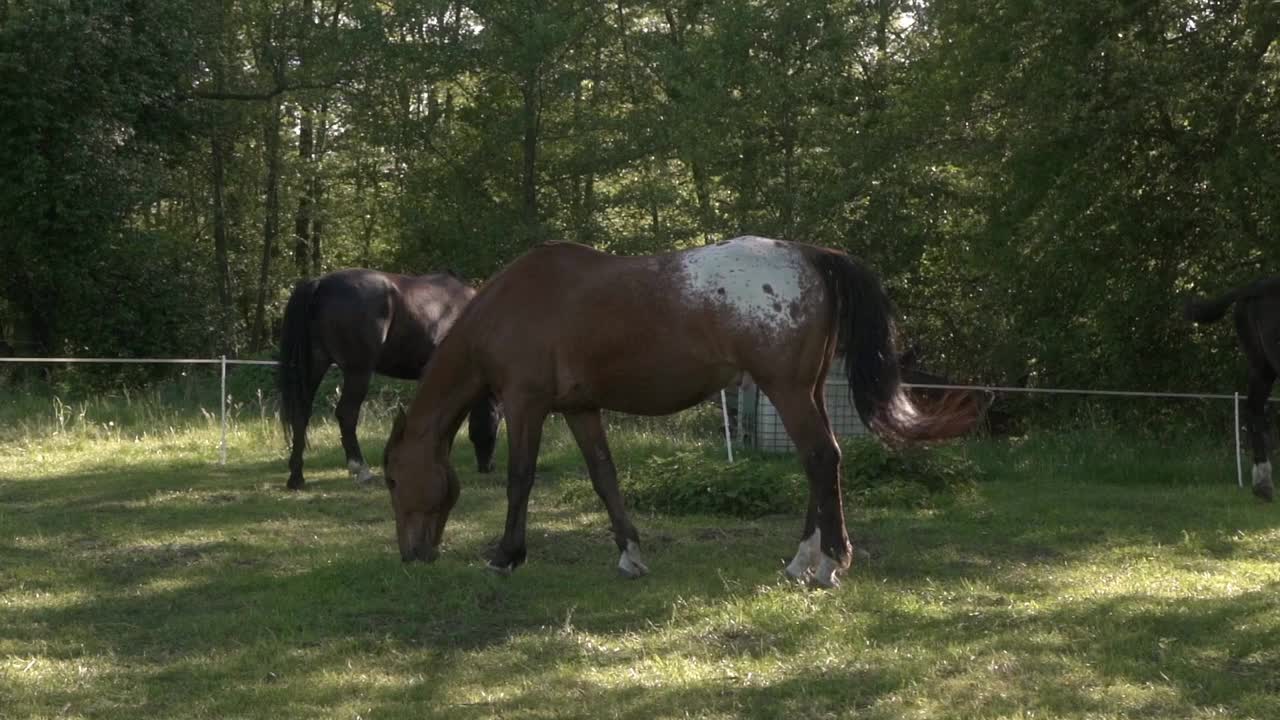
188,81 -> 344,102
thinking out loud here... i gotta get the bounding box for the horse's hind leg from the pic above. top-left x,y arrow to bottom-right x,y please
785,382 -> 833,582
766,385 -> 848,588
1238,303 -> 1277,502
286,350 -> 331,490
1244,368 -> 1276,502
336,368 -> 376,485
564,410 -> 646,578
468,393 -> 502,474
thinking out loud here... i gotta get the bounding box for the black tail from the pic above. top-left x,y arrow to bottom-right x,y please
1184,288 -> 1245,325
278,278 -> 319,444
813,251 -> 976,444
1184,278 -> 1280,324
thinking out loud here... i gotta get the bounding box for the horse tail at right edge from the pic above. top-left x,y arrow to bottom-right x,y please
278,277 -> 320,446
812,249 -> 978,445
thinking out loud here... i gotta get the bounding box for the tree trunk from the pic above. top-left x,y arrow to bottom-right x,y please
691,159 -> 715,243
293,107 -> 313,278
310,98 -> 330,275
656,3 -> 716,242
310,176 -> 323,275
210,0 -> 234,353
520,77 -> 541,243
648,158 -> 661,241
251,96 -> 283,352
211,131 -> 233,353
780,109 -> 796,238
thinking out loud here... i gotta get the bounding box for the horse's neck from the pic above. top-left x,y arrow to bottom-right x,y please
407,336 -> 484,458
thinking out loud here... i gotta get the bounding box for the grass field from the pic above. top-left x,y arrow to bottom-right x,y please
1,395 -> 1278,719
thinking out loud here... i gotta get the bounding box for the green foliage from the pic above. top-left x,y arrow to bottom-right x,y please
2,0 -> 1277,412
843,438 -> 982,509
559,439 -> 980,518
621,451 -> 808,519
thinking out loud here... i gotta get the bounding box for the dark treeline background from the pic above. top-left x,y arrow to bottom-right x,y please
1,0 -> 1276,394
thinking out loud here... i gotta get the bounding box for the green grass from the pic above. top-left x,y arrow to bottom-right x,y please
1,400 -> 1278,719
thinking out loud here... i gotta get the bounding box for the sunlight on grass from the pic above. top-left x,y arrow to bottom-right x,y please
1,400 -> 1278,718
0,586 -> 93,612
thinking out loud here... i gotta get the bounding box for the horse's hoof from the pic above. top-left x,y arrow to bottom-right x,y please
477,462 -> 496,474
1252,482 -> 1274,503
486,561 -> 515,576
354,473 -> 380,487
285,478 -> 305,491
782,565 -> 812,584
617,541 -> 648,579
808,555 -> 844,589
808,573 -> 840,590
617,560 -> 649,580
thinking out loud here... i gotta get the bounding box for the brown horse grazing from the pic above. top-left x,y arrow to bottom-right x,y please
384,236 -> 977,587
1186,277 -> 1280,502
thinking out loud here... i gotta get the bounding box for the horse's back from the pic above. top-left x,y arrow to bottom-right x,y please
462,237 -> 837,413
308,268 -> 474,378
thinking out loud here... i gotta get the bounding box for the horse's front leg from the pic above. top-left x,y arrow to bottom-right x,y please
336,369 -> 376,485
784,498 -> 820,582
565,410 -> 646,578
488,403 -> 548,574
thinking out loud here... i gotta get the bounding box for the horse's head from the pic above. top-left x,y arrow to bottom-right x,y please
384,408 -> 459,563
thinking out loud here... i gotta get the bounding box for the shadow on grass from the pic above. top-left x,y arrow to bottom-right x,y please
4,433 -> 1280,718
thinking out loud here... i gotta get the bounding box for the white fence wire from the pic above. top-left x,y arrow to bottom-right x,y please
0,356 -> 1256,489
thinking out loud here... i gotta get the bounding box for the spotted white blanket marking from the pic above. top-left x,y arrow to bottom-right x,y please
676,236 -> 815,337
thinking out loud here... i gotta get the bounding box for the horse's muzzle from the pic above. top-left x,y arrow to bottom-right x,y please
398,514 -> 439,563
401,543 -> 439,563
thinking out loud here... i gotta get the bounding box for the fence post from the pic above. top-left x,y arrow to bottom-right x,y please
720,389 -> 734,463
220,355 -> 228,466
1234,392 -> 1243,488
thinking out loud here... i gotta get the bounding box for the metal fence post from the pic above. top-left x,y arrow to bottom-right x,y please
1234,392 -> 1242,488
720,389 -> 734,463
220,355 -> 228,466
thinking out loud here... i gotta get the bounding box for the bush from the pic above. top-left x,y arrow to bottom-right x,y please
842,438 -> 982,509
558,450 -> 805,518
558,439 -> 981,518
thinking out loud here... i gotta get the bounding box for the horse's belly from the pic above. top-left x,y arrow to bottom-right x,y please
555,360 -> 737,416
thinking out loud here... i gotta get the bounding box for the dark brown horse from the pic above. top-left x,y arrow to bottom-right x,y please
278,268 -> 500,490
1186,277 -> 1280,502
384,237 -> 976,587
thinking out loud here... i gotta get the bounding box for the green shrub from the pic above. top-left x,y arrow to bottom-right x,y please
560,450 -> 806,518
842,438 -> 982,508
224,351 -> 278,405
557,439 -> 981,518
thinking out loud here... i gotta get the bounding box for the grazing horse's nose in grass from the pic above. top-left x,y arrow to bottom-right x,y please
401,543 -> 439,563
